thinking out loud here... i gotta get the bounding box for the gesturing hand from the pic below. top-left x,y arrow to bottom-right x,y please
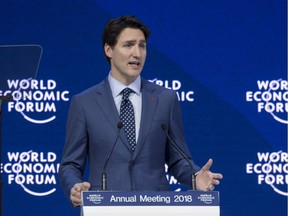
70,182 -> 91,207
196,159 -> 223,191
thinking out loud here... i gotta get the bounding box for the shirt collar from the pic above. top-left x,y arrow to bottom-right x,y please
108,73 -> 141,98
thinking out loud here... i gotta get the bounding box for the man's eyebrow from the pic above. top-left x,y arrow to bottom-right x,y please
122,39 -> 146,43
123,40 -> 136,43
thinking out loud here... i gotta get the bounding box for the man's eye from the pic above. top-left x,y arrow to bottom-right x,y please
124,44 -> 132,47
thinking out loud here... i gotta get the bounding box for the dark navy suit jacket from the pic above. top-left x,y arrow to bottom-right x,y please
59,77 -> 199,199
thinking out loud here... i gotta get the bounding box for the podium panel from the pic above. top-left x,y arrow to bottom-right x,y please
81,191 -> 219,216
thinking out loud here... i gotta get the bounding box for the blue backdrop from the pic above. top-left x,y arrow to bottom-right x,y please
0,0 -> 287,215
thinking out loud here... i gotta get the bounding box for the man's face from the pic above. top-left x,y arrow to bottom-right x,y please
105,28 -> 147,85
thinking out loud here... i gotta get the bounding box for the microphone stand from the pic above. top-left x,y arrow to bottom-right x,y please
0,95 -> 13,216
101,122 -> 123,191
161,124 -> 197,190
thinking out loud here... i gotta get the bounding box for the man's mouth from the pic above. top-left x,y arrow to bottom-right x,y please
128,61 -> 140,66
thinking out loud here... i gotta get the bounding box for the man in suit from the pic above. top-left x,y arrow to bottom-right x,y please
59,15 -> 223,207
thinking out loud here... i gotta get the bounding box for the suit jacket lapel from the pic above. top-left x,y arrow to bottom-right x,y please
94,78 -> 132,151
133,79 -> 158,158
94,77 -> 159,155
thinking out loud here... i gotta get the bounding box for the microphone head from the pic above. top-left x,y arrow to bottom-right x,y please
117,122 -> 124,129
160,123 -> 167,131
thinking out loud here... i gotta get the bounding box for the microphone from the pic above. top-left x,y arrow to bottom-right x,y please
161,123 -> 197,190
101,122 -> 123,191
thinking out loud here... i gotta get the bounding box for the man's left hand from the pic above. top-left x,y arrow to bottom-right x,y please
196,158 -> 223,191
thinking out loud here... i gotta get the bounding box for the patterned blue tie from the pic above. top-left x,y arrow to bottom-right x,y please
120,88 -> 136,151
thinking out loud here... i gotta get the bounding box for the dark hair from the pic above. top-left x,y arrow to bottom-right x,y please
102,15 -> 150,63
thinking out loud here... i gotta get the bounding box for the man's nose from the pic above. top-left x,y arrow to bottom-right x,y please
132,46 -> 141,58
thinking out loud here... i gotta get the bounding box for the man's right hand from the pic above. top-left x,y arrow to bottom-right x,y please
70,182 -> 91,207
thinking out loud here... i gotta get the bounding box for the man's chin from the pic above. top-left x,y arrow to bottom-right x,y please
128,69 -> 142,78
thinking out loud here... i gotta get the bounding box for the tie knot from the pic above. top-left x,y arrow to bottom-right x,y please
121,88 -> 134,100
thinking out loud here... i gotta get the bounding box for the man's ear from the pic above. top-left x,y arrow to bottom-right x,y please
104,43 -> 112,58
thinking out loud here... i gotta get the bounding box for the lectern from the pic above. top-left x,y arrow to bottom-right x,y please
81,191 -> 219,216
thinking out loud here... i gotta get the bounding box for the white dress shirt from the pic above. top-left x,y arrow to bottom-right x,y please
108,73 -> 142,142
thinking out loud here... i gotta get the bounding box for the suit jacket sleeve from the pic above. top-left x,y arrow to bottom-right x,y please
58,95 -> 88,199
165,91 -> 200,187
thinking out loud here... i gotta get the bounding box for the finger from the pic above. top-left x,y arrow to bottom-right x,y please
211,173 -> 223,180
71,190 -> 81,199
212,179 -> 220,185
71,187 -> 79,196
71,182 -> 91,200
70,195 -> 81,207
70,188 -> 82,206
209,184 -> 215,191
70,193 -> 81,202
201,158 -> 213,172
71,183 -> 82,199
74,183 -> 81,192
81,182 -> 91,191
